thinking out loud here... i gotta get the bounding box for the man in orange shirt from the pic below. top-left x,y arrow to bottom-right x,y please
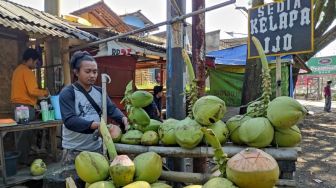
11,48 -> 49,121
11,48 -> 49,164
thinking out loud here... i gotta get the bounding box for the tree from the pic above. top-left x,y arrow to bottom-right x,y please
241,0 -> 336,113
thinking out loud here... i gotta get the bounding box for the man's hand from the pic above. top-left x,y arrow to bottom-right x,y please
122,117 -> 129,131
90,122 -> 100,130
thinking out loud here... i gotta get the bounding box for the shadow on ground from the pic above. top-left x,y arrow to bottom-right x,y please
295,100 -> 336,188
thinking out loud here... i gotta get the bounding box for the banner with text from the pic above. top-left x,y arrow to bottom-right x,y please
307,56 -> 336,75
248,0 -> 314,59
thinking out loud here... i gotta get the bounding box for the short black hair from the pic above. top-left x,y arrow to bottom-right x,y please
70,51 -> 95,70
22,48 -> 39,61
153,85 -> 163,95
327,81 -> 332,84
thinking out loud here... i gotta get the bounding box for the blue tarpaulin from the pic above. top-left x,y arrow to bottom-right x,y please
206,44 -> 295,100
207,44 -> 292,65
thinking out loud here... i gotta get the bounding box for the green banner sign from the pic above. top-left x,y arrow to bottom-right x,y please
208,67 -> 289,107
307,56 -> 336,75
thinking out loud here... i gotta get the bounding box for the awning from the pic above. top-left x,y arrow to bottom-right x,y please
207,44 -> 292,66
95,40 -> 166,59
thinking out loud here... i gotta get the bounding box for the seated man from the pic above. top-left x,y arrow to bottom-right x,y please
143,101 -> 161,121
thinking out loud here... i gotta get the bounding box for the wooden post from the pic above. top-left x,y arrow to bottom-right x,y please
240,0 -> 265,114
160,62 -> 164,86
61,39 -> 71,85
317,77 -> 320,100
44,0 -> 61,94
276,56 -> 282,97
192,0 -> 207,174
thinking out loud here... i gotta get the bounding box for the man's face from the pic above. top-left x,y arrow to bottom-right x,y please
75,60 -> 98,86
157,91 -> 163,98
26,58 -> 37,69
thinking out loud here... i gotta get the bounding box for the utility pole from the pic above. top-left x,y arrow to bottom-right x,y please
166,0 -> 186,125
192,0 -> 207,173
166,0 -> 186,185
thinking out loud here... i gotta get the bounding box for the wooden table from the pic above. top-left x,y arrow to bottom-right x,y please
0,120 -> 62,185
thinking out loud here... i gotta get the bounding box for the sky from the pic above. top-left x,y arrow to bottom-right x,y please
8,0 -> 336,56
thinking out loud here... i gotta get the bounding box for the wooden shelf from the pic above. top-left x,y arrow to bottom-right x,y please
0,162 -> 62,188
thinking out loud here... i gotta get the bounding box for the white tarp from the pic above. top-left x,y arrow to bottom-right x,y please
95,40 -> 165,58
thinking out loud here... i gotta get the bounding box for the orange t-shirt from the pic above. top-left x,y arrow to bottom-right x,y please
11,64 -> 48,106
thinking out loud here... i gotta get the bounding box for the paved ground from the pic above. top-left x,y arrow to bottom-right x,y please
295,100 -> 336,188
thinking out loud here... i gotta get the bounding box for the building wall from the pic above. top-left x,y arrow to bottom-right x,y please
0,37 -> 19,117
0,27 -> 28,118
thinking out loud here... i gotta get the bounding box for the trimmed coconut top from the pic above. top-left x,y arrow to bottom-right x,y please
227,148 -> 278,172
111,155 -> 134,166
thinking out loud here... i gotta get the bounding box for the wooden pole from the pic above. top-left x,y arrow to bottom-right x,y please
44,0 -> 61,94
160,171 -> 212,184
114,144 -> 299,160
61,39 -> 71,85
240,0 -> 265,114
160,171 -> 297,187
276,56 -> 282,97
192,0 -> 207,174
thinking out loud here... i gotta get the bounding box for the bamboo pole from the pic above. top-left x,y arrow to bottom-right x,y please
160,171 -> 212,184
63,0 -> 236,53
115,144 -> 299,160
160,171 -> 296,187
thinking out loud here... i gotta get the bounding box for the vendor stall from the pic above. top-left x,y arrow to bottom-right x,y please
0,120 -> 62,186
0,0 -> 97,186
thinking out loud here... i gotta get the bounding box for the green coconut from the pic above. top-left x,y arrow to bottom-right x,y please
130,90 -> 153,108
203,177 -> 237,188
109,155 -> 135,187
205,120 -> 229,145
88,181 -> 115,188
192,95 -> 227,126
226,148 -> 280,188
123,181 -> 151,188
108,124 -> 122,143
133,152 -> 162,183
144,119 -> 162,132
133,123 -> 146,133
175,117 -> 203,149
226,115 -> 252,145
267,96 -> 307,129
158,118 -> 180,145
121,130 -> 143,145
246,101 -> 265,118
141,131 -> 159,145
75,151 -> 109,184
151,182 -> 172,188
128,107 -> 150,126
272,125 -> 302,147
239,117 -> 274,148
30,159 -> 47,176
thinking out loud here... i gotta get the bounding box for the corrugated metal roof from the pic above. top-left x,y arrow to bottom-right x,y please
0,0 -> 99,41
